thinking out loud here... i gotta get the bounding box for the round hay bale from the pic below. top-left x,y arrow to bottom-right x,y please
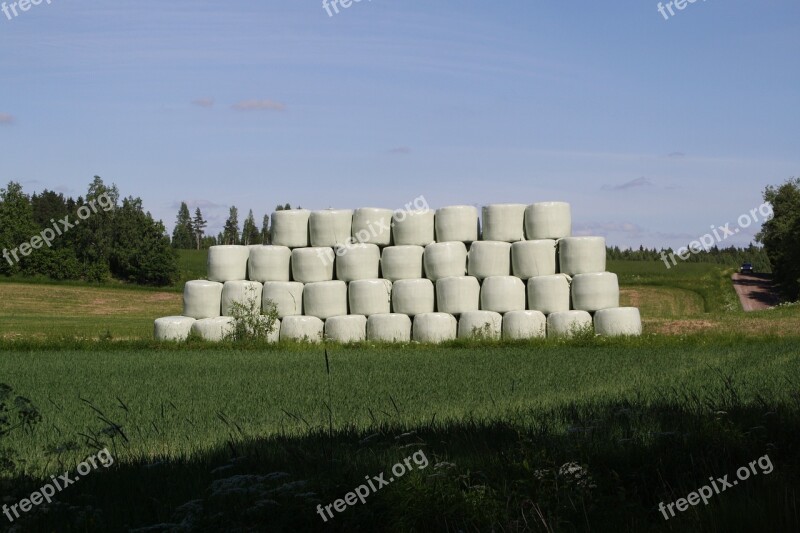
481,204 -> 526,242
546,310 -> 593,338
436,276 -> 480,315
248,245 -> 292,282
511,240 -> 557,280
310,209 -> 354,247
391,278 -> 435,316
457,310 -> 502,340
468,241 -> 511,279
207,245 -> 250,282
154,316 -> 196,342
304,280 -> 348,319
325,315 -> 367,343
183,280 -> 223,319
191,317 -> 236,342
381,245 -> 424,281
291,247 -> 335,283
392,209 -> 434,246
480,276 -> 525,313
367,313 -> 412,342
412,313 -> 457,343
280,315 -> 324,343
558,236 -> 606,275
349,279 -> 392,317
594,307 -> 642,337
262,281 -> 304,317
270,209 -> 311,248
221,280 -> 263,316
502,310 -> 546,340
524,202 -> 571,240
352,208 -> 393,246
423,241 -> 467,281
336,243 -> 380,282
434,205 -> 479,243
571,272 -> 619,312
527,274 -> 571,315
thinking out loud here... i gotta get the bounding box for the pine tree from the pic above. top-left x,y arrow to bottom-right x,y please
171,202 -> 194,249
260,214 -> 270,244
192,208 -> 207,250
241,209 -> 260,245
223,206 -> 240,245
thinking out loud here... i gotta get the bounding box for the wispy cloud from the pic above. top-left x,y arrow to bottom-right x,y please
0,113 -> 15,125
231,99 -> 286,112
574,221 -> 644,236
667,151 -> 686,158
388,146 -> 411,155
602,177 -> 652,191
192,98 -> 215,108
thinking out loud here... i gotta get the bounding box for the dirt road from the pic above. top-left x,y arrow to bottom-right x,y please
732,273 -> 780,311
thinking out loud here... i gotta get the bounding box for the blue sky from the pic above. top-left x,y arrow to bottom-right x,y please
1,0 -> 798,248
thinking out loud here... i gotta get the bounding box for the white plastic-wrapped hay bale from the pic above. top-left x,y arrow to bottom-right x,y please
594,307 -> 642,337
183,280 -> 223,319
571,272 -> 620,312
435,206 -> 479,243
349,279 -> 392,316
467,241 -> 511,279
248,246 -> 292,282
367,313 -> 412,342
336,243 -> 380,282
262,317 -> 281,343
502,310 -> 546,340
352,208 -> 393,246
270,209 -> 311,249
412,313 -> 457,343
309,209 -> 353,247
381,246 -> 424,281
481,204 -> 526,242
280,315 -> 324,343
436,276 -> 480,315
558,236 -> 606,276
262,281 -> 304,318
392,209 -> 434,246
291,247 -> 335,283
207,245 -> 250,282
391,278 -> 435,316
325,315 -> 367,343
457,310 -> 502,340
511,240 -> 557,280
423,241 -> 467,281
154,316 -> 196,342
524,202 -> 572,240
303,281 -> 348,319
527,274 -> 571,315
191,317 -> 236,342
547,310 -> 593,338
221,280 -> 263,316
480,276 -> 526,313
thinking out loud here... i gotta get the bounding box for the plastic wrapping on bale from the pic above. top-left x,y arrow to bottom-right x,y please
154,316 -> 196,342
511,240 -> 557,280
527,274 -> 571,315
571,272 -> 620,312
367,314 -> 412,342
502,310 -> 546,340
412,313 -> 457,344
435,206 -> 479,243
349,279 -> 392,316
291,247 -> 335,283
546,310 -> 593,338
352,208 -> 393,246
310,209 -> 353,247
480,276 -> 526,313
270,209 -> 311,248
280,316 -> 324,343
594,307 -> 642,337
391,278 -> 435,316
248,246 -> 292,282
183,280 -> 223,319
524,202 -> 572,240
336,243 -> 380,282
262,281 -> 304,318
423,241 -> 468,281
191,317 -> 236,342
458,310 -> 502,340
221,281 -> 263,316
325,315 -> 367,343
303,281 -> 348,319
436,276 -> 480,315
558,236 -> 606,276
207,245 -> 250,282
481,204 -> 526,242
381,246 -> 424,281
392,209 -> 434,246
468,241 -> 511,279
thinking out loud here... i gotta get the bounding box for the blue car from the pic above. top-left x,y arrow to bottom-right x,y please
740,262 -> 754,274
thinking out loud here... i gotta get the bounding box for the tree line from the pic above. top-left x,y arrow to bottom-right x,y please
171,203 -> 295,248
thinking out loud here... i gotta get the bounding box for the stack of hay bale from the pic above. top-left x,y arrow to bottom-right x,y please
154,202 -> 642,343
